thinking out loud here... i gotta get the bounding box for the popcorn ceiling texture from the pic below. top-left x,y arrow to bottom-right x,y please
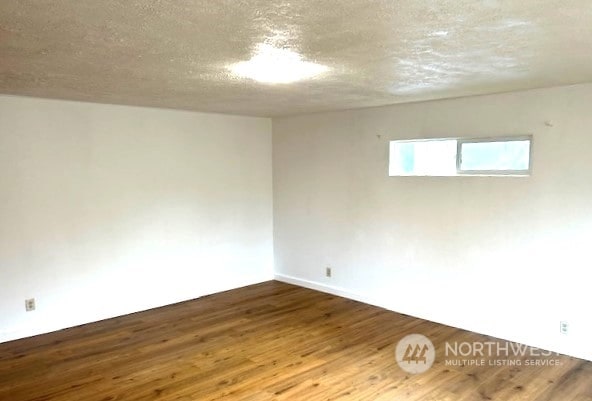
0,0 -> 591,116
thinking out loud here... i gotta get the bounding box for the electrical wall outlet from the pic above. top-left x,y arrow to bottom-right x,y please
560,321 -> 569,335
325,267 -> 332,278
25,298 -> 36,312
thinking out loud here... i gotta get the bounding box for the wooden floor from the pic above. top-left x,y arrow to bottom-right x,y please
0,281 -> 590,401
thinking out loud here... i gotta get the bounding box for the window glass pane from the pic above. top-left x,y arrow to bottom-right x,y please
389,139 -> 457,176
459,140 -> 530,171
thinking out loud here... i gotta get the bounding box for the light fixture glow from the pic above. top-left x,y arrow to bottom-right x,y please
229,44 -> 329,84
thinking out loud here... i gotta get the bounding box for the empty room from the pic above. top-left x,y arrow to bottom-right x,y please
1,1 -> 591,400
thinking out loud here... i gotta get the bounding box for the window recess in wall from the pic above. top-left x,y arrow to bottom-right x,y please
389,136 -> 532,177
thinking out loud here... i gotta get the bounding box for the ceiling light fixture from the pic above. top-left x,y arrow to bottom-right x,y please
229,44 -> 329,84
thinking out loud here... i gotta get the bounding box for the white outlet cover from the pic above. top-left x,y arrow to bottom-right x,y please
25,298 -> 36,312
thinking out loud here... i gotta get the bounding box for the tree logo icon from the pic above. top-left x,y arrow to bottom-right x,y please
395,334 -> 435,374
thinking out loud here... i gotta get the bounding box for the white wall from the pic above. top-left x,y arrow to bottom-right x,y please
0,96 -> 273,343
273,84 -> 592,361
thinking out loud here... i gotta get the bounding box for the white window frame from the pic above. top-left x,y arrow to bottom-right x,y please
388,135 -> 533,177
455,135 -> 533,176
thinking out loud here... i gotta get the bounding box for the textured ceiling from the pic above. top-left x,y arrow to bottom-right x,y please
1,0 -> 591,117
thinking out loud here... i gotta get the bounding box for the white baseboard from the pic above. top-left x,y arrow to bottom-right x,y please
275,273 -> 592,363
274,273 -> 386,309
0,276 -> 275,345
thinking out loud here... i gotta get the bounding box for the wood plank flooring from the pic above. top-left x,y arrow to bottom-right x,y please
0,281 -> 590,400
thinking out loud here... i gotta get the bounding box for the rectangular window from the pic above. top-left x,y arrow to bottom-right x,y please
389,136 -> 532,177
457,138 -> 531,174
389,139 -> 457,176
